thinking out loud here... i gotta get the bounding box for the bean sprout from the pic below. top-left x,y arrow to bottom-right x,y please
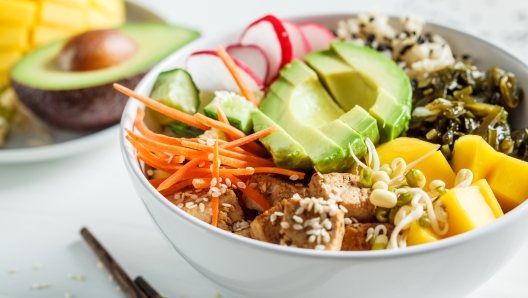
389,205 -> 423,249
366,224 -> 388,242
366,138 -> 380,172
454,169 -> 473,188
411,188 -> 448,236
349,143 -> 368,169
391,158 -> 406,178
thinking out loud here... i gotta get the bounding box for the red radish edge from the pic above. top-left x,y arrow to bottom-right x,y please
239,15 -> 293,85
299,22 -> 335,52
283,21 -> 310,59
186,50 -> 264,91
226,44 -> 270,84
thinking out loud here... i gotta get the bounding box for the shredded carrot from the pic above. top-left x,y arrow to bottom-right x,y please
221,126 -> 276,149
160,179 -> 194,197
224,174 -> 270,210
192,178 -> 212,189
134,108 -> 182,146
253,167 -> 305,179
211,140 -> 220,227
194,113 -> 269,156
126,128 -> 206,160
114,83 -> 209,130
215,105 -> 235,140
137,154 -> 180,174
148,178 -> 166,188
216,45 -> 258,106
158,158 -> 204,191
180,140 -> 274,167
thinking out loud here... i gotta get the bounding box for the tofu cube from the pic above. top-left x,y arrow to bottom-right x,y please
242,174 -> 307,212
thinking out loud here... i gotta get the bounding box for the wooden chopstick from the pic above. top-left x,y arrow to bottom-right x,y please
80,227 -> 160,298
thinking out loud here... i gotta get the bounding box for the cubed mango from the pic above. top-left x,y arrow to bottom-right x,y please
0,0 -> 37,26
452,135 -> 500,182
406,221 -> 439,246
49,0 -> 90,8
0,51 -> 22,72
442,186 -> 497,238
487,154 -> 528,212
86,9 -> 123,30
0,26 -> 28,50
376,137 -> 456,190
32,25 -> 76,47
39,1 -> 86,31
92,0 -> 125,17
472,179 -> 504,218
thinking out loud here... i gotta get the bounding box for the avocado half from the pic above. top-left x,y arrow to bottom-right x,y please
10,23 -> 199,131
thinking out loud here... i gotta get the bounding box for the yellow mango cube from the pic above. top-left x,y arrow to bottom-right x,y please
39,1 -> 86,31
0,71 -> 8,90
452,135 -> 500,182
442,186 -> 497,238
0,26 -> 28,50
487,154 -> 528,212
49,0 -> 90,8
92,0 -> 124,17
472,179 -> 504,218
376,137 -> 456,190
32,25 -> 76,47
0,51 -> 22,72
0,0 -> 37,26
86,9 -> 123,29
407,221 -> 439,246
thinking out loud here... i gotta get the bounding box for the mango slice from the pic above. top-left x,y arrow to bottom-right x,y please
452,135 -> 501,182
39,1 -> 86,31
32,25 -> 76,48
0,0 -> 37,26
472,179 -> 504,218
407,221 -> 439,246
442,186 -> 497,238
376,137 -> 456,190
0,26 -> 28,50
0,51 -> 22,72
486,155 -> 528,212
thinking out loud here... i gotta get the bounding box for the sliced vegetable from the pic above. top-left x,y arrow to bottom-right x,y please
226,44 -> 269,83
299,23 -> 335,51
216,45 -> 258,106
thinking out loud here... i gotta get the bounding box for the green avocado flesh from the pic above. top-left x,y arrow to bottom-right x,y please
339,106 -> 380,144
203,93 -> 256,134
10,23 -> 200,90
305,41 -> 412,143
261,60 -> 366,173
252,110 -> 312,171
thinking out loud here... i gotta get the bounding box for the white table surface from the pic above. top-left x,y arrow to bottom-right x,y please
2,0 -> 528,297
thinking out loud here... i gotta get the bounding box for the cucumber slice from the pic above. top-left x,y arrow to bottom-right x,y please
167,120 -> 204,138
149,68 -> 199,125
203,91 -> 256,134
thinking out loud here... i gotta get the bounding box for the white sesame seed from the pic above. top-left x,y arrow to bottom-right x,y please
185,202 -> 195,208
312,222 -> 322,229
203,198 -> 209,202
246,167 -> 254,171
270,214 -> 277,222
212,191 -> 221,197
315,245 -> 325,250
329,205 -> 339,216
190,194 -> 199,200
249,183 -> 257,188
232,185 -> 237,189
209,165 -> 213,171
225,178 -> 232,187
274,212 -> 284,216
198,139 -> 206,144
167,155 -> 174,164
280,222 -> 290,229
308,235 -> 316,243
174,193 -> 181,200
327,199 -> 336,205
210,187 -> 219,192
177,203 -> 184,208
222,203 -> 232,208
196,198 -> 204,203
207,139 -> 215,146
295,183 -> 303,187
339,205 -> 348,213
323,220 -> 332,230
220,188 -> 226,194
344,218 -> 353,225
289,175 -> 299,181
323,232 -> 331,243
293,215 -> 303,223
293,224 -> 303,230
237,182 -> 246,189
210,178 -> 217,187
208,153 -> 214,161
188,204 -> 197,209
295,206 -> 304,215
199,161 -> 206,167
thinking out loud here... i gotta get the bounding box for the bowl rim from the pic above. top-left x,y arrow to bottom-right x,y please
121,12 -> 528,260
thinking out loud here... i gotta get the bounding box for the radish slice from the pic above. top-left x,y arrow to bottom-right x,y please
226,44 -> 269,83
185,50 -> 264,92
299,23 -> 335,52
240,15 -> 293,85
282,21 -> 310,60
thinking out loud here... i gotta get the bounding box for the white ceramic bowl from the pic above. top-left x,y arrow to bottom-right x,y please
121,14 -> 528,298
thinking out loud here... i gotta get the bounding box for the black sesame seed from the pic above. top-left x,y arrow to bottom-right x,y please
413,31 -> 417,36
352,33 -> 357,39
462,54 -> 470,59
377,44 -> 393,51
402,30 -> 410,37
400,44 -> 414,55
416,36 -> 425,44
359,23 -> 366,28
367,34 -> 375,43
369,17 -> 375,22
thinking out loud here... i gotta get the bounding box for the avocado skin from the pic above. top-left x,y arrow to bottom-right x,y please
11,71 -> 145,131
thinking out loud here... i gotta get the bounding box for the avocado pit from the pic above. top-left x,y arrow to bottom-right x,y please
56,29 -> 138,72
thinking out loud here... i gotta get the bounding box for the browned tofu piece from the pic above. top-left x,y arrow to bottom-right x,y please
178,189 -> 244,232
242,174 -> 307,212
341,223 -> 394,251
249,201 -> 284,244
234,227 -> 252,238
309,173 -> 375,222
280,196 -> 345,251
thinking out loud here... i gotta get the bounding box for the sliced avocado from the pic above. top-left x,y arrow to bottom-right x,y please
305,42 -> 412,142
203,91 -> 256,134
339,106 -> 380,144
252,110 -> 312,171
10,23 -> 199,130
261,60 -> 348,173
318,119 -> 367,170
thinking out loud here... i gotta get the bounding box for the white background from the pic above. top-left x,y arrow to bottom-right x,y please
2,0 -> 528,297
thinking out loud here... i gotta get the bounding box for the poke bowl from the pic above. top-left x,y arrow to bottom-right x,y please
121,13 -> 528,298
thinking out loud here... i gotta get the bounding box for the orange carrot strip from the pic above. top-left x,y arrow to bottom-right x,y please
211,140 -> 220,227
149,178 -> 166,188
137,155 -> 179,174
194,113 -> 268,156
126,128 -> 206,160
216,105 -> 230,127
161,179 -> 194,197
216,45 -> 258,106
114,83 -> 209,130
180,140 -> 274,167
192,178 -> 212,189
224,174 -> 270,210
221,126 -> 275,149
134,108 -> 183,146
158,158 -> 204,191
253,167 -> 305,180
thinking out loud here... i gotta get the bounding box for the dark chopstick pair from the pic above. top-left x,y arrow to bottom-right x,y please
80,227 -> 162,298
